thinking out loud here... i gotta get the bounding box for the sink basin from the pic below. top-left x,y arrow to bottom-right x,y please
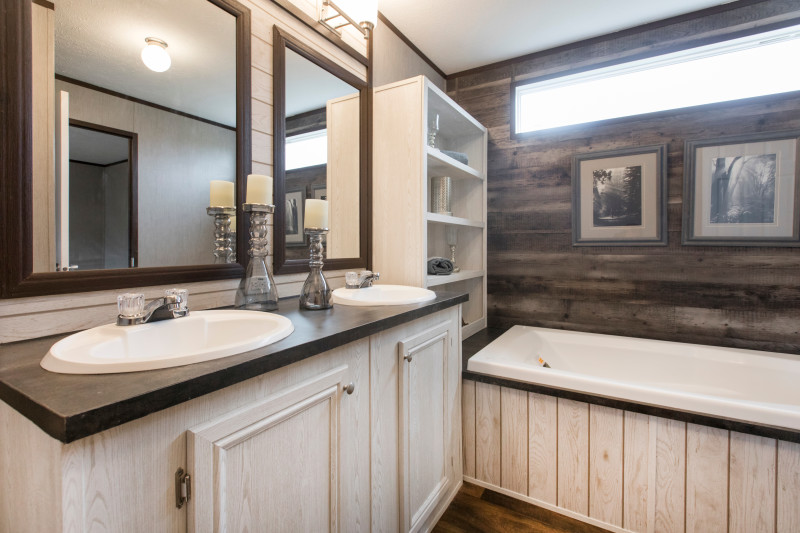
41,310 -> 294,374
332,285 -> 436,306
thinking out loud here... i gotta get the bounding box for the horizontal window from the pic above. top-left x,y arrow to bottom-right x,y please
286,129 -> 327,170
514,25 -> 800,134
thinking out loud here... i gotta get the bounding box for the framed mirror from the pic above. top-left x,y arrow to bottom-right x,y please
0,0 -> 251,298
273,27 -> 371,274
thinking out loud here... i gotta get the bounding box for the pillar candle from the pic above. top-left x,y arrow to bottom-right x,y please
304,199 -> 328,229
209,180 -> 234,207
246,174 -> 273,204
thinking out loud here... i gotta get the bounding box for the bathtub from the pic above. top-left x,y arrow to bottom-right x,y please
467,325 -> 800,432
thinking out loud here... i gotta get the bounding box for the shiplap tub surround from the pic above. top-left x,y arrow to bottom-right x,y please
462,379 -> 800,533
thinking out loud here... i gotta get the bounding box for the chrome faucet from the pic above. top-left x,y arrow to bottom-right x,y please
345,270 -> 381,289
116,289 -> 189,326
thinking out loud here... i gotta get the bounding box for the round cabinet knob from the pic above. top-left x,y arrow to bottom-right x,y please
404,354 -> 413,363
343,382 -> 355,395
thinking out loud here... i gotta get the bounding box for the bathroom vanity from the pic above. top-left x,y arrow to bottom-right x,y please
0,293 -> 466,532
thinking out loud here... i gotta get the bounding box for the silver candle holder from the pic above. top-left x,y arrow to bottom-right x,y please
206,206 -> 236,263
299,227 -> 332,310
234,203 -> 279,311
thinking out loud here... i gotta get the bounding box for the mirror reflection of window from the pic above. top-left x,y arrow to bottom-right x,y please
283,49 -> 360,261
286,130 -> 328,170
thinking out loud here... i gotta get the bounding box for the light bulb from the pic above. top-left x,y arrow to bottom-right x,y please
141,37 -> 171,73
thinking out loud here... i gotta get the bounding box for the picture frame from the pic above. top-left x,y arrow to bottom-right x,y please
572,145 -> 667,246
285,189 -> 306,246
313,186 -> 327,200
683,130 -> 800,246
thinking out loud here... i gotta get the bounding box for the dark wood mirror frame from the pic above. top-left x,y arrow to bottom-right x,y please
272,26 -> 372,275
0,0 -> 251,298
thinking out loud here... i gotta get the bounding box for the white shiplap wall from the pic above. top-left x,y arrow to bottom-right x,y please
463,380 -> 800,533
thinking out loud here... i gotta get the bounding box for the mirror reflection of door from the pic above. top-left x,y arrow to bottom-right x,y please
66,121 -> 137,271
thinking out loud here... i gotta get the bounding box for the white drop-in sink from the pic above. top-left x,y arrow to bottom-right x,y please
332,285 -> 436,306
41,310 -> 294,374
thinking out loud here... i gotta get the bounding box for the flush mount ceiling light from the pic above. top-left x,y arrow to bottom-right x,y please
141,37 -> 171,72
320,0 -> 377,39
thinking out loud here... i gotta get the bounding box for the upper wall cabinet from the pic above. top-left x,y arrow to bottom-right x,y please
373,76 -> 488,338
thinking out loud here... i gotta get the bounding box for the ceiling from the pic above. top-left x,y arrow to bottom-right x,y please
378,0 -> 736,75
69,126 -> 129,166
285,49 -> 359,117
54,0 -> 236,127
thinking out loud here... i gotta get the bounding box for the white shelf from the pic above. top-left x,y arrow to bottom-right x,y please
426,212 -> 484,228
426,269 -> 485,287
426,147 -> 482,181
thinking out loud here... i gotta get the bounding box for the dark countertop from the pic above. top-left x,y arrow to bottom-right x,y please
0,292 -> 467,443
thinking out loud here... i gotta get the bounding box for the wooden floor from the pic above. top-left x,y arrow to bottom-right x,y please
433,482 -> 609,533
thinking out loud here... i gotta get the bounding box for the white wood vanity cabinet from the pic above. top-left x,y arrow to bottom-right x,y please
0,306 -> 462,532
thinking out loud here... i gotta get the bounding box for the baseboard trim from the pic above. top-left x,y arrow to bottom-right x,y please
462,476 -> 628,533
424,478 -> 463,531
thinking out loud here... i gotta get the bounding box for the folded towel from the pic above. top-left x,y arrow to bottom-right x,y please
427,257 -> 454,275
442,150 -> 469,165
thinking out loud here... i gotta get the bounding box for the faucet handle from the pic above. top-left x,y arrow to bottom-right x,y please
345,271 -> 360,289
117,293 -> 145,318
165,288 -> 189,311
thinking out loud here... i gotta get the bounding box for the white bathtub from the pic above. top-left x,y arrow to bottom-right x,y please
467,325 -> 800,432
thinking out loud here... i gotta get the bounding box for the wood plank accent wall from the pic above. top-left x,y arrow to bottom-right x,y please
463,380 -> 800,533
446,0 -> 800,354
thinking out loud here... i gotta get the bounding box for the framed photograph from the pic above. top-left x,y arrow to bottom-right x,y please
683,130 -> 800,246
285,189 -> 305,246
572,145 -> 667,246
313,186 -> 327,200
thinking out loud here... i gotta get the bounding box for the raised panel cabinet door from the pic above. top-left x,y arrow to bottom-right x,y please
187,365 -> 361,533
398,320 -> 453,533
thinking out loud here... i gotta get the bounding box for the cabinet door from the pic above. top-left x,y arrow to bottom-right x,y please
187,364 -> 361,533
398,321 -> 454,533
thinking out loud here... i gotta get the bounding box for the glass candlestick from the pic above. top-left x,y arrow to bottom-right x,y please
299,227 -> 332,310
235,204 -> 279,311
206,207 -> 236,263
445,225 -> 461,273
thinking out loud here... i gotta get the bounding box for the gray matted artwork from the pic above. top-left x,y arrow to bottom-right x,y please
572,145 -> 667,246
683,130 -> 800,246
709,154 -> 776,224
592,166 -> 642,227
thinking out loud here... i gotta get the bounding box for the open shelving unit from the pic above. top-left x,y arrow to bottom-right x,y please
373,76 -> 487,338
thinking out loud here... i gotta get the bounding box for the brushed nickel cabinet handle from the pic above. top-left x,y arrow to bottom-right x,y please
343,382 -> 355,395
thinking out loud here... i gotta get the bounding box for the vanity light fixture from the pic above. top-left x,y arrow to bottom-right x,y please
320,0 -> 377,38
141,37 -> 171,72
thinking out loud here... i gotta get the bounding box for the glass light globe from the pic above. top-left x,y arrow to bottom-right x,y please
141,38 -> 171,73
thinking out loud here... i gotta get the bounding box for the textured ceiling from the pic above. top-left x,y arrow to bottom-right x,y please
378,0 -> 736,74
285,49 -> 360,117
54,0 -> 236,126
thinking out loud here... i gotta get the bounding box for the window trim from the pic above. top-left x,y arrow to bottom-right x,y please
509,19 -> 800,140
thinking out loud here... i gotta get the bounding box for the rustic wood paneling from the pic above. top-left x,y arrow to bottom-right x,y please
500,387 -> 528,494
729,432 -> 777,533
528,392 -> 558,505
685,424 -> 728,533
475,381 -> 501,485
557,398 -> 589,515
588,405 -> 623,527
449,0 -> 800,354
